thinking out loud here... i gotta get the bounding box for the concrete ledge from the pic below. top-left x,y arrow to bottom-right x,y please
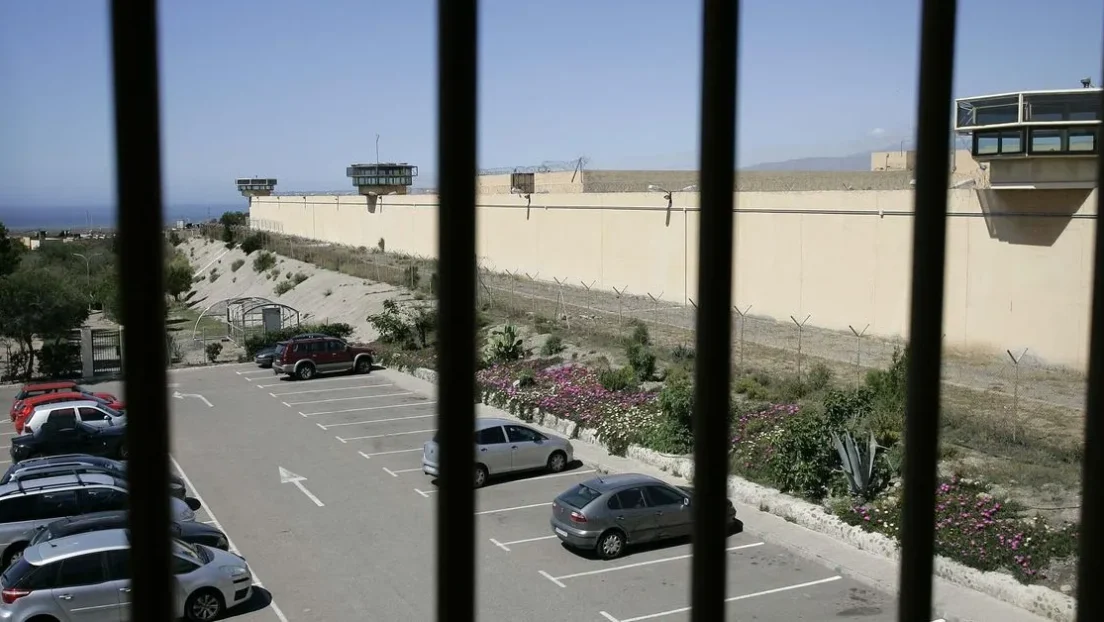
397,369 -> 1076,621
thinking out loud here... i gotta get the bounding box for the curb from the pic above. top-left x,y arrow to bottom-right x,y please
394,365 -> 1076,622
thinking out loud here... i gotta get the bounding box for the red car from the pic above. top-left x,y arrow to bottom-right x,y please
10,390 -> 126,434
9,381 -> 119,423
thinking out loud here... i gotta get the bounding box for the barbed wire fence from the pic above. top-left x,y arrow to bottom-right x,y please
187,226 -> 1086,450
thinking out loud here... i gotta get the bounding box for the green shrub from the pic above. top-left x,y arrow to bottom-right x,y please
274,280 -> 295,295
268,267 -> 280,280
670,343 -> 695,363
242,322 -> 354,357
807,362 -> 834,392
639,415 -> 693,454
292,272 -> 308,285
37,340 -> 80,379
239,233 -> 264,254
488,324 -> 524,364
625,342 -> 656,381
205,342 -> 223,363
598,366 -> 637,392
862,346 -> 908,446
230,259 -> 245,272
253,251 -> 276,273
540,334 -> 565,356
517,368 -> 536,387
168,230 -> 182,246
629,320 -> 650,346
208,269 -> 220,283
659,374 -> 694,437
734,375 -> 772,401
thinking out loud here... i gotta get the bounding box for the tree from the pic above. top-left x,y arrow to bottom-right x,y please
164,255 -> 194,300
219,211 -> 248,227
0,269 -> 90,378
0,222 -> 25,277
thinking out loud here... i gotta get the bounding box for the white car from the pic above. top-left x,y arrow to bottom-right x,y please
422,417 -> 575,488
21,400 -> 126,436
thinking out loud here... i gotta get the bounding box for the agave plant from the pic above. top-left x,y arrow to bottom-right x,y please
831,430 -> 879,496
489,324 -> 525,363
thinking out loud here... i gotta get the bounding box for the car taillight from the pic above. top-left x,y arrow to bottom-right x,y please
569,511 -> 587,524
1,588 -> 30,604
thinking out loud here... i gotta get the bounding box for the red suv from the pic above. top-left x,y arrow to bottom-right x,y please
272,337 -> 374,380
9,381 -> 119,422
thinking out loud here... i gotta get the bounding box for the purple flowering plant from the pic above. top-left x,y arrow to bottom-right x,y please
839,476 -> 1079,583
728,402 -> 800,485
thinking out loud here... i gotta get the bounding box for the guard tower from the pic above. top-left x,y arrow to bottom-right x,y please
235,178 -> 277,196
346,163 -> 418,196
955,87 -> 1100,189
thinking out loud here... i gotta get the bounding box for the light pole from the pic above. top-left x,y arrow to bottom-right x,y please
72,252 -> 102,309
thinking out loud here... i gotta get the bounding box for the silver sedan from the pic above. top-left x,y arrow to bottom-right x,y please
422,417 -> 574,487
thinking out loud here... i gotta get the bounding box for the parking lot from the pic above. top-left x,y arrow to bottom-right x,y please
3,365 -> 923,621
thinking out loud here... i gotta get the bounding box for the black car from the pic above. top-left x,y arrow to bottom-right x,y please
254,345 -> 278,368
9,419 -> 126,463
21,510 -> 230,558
0,454 -> 186,499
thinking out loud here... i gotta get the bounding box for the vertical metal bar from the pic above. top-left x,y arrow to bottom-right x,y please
109,0 -> 171,618
896,1 -> 957,620
690,0 -> 739,620
1073,70 -> 1104,622
436,0 -> 477,621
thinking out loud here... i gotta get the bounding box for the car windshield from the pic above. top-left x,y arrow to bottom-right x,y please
558,484 -> 602,509
173,538 -> 210,565
30,526 -> 53,545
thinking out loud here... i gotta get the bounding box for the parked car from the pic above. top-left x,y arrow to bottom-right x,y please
549,473 -> 737,559
21,510 -> 229,553
9,382 -> 118,421
422,417 -> 574,488
272,335 -> 374,380
19,400 -> 125,436
9,418 -> 128,463
11,392 -> 125,434
0,529 -> 252,621
1,454 -> 188,499
0,472 -> 199,568
254,345 -> 277,368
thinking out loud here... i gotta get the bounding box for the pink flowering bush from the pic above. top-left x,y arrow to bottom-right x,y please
729,403 -> 800,485
477,362 -> 661,454
839,476 -> 1079,583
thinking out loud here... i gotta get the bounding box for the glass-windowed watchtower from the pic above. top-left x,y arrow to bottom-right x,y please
955,87 -> 1100,189
346,163 -> 418,196
235,178 -> 277,196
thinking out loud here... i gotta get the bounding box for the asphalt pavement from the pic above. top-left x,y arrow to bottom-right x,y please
3,366 -> 940,621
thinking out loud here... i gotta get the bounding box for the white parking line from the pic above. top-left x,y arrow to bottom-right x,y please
489,535 -> 557,551
255,376 -> 390,389
268,383 -> 394,397
170,456 -> 291,622
383,467 -> 422,477
599,574 -> 842,621
300,401 -> 437,417
0,432 -> 15,437
358,448 -> 423,459
336,428 -> 435,442
318,413 -> 434,429
285,391 -> 413,406
415,488 -> 436,498
540,542 -> 764,587
0,460 -> 10,465
476,502 -> 548,515
236,369 -> 271,376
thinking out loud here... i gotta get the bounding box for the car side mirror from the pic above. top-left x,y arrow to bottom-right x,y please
682,497 -> 691,506
185,497 -> 202,511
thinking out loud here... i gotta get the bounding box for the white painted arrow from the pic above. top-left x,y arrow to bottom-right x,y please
172,391 -> 213,408
278,466 -> 325,507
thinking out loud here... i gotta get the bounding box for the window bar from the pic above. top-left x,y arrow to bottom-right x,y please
435,0 -> 478,621
690,0 -> 739,620
1073,59 -> 1104,620
896,1 -> 957,620
109,0 -> 172,618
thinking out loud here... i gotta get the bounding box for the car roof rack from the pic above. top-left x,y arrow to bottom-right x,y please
2,472 -> 99,497
11,465 -> 110,482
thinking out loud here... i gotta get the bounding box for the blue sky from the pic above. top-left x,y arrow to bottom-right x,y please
1,0 -> 1101,210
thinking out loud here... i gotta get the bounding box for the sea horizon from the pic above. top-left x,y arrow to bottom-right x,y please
0,203 -> 242,231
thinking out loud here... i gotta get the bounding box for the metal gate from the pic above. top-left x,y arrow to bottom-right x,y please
91,328 -> 123,376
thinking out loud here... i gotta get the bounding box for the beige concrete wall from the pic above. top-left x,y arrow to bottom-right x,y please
250,187 -> 1095,369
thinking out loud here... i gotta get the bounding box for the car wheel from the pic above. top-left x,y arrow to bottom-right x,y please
2,543 -> 27,569
597,530 -> 626,560
355,357 -> 372,374
474,464 -> 488,488
184,588 -> 225,621
546,450 -> 567,473
297,364 -> 316,381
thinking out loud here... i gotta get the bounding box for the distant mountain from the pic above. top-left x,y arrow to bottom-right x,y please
741,152 -> 873,172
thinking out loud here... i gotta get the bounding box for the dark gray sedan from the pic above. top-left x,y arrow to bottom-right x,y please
550,473 -> 737,559
254,345 -> 278,367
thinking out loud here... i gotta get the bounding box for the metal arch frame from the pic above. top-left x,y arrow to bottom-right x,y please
190,296 -> 293,341
237,301 -> 301,329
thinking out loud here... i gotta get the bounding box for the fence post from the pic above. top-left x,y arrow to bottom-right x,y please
849,323 -> 870,383
1007,348 -> 1028,443
688,297 -> 698,334
553,277 -> 569,327
524,272 -> 539,316
734,304 -> 751,371
790,314 -> 810,380
80,327 -> 94,378
612,286 -> 628,335
647,292 -> 664,328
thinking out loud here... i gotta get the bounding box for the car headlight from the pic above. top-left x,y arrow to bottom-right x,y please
220,565 -> 250,580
